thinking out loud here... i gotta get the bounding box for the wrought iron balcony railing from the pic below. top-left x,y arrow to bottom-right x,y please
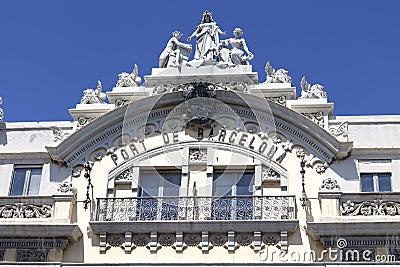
94,195 -> 296,222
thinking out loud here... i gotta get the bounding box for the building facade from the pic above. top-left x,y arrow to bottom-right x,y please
0,12 -> 400,266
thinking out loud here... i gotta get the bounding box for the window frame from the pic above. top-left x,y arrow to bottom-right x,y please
213,168 -> 255,197
9,165 -> 43,196
360,172 -> 392,192
138,169 -> 182,198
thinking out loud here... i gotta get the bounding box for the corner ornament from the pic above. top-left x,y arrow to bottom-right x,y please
299,76 -> 327,99
115,64 -> 142,87
80,80 -> 106,104
264,61 -> 292,83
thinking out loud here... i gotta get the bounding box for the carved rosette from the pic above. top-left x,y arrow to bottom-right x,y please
210,233 -> 227,247
184,234 -> 201,247
262,233 -> 280,246
319,178 -> 340,191
341,199 -> 400,216
109,235 -> 124,247
189,148 -> 207,162
133,234 -> 150,247
159,234 -> 175,247
16,249 -> 49,262
236,233 -> 253,246
0,203 -> 52,218
77,116 -> 95,129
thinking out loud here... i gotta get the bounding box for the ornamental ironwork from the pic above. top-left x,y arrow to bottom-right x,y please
0,203 -> 52,219
95,195 -> 295,221
341,199 -> 400,216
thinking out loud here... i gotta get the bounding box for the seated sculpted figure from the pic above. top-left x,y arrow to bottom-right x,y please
219,28 -> 253,65
159,31 -> 192,68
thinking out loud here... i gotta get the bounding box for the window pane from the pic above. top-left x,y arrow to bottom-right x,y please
140,173 -> 159,197
213,172 -> 234,196
27,168 -> 42,195
378,173 -> 392,192
10,169 -> 27,196
236,172 -> 254,196
162,173 -> 181,196
360,174 -> 374,192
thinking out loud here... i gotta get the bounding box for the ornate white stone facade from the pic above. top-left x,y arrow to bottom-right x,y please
0,11 -> 400,267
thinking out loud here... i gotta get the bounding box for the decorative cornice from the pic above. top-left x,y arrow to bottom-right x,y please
47,91 -> 352,167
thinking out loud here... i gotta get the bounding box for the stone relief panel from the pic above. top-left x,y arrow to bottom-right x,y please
16,249 -> 49,262
0,203 -> 52,218
51,126 -> 70,142
341,199 -> 400,216
319,178 -> 340,191
189,148 -> 207,162
329,121 -> 348,139
267,96 -> 287,106
301,112 -> 324,128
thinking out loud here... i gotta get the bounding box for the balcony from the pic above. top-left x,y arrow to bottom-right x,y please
90,195 -> 298,234
0,189 -> 82,262
309,192 -> 400,239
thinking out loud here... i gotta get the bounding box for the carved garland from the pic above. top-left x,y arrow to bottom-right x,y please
0,203 -> 52,218
341,199 -> 400,216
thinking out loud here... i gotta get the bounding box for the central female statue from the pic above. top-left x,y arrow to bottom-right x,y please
187,10 -> 226,61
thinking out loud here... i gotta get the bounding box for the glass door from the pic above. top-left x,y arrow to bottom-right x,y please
139,172 -> 181,220
212,171 -> 254,220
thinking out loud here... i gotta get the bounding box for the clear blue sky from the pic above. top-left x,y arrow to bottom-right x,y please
1,1 -> 399,122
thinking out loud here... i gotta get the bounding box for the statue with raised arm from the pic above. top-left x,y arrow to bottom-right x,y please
220,28 -> 253,65
187,10 -> 226,61
159,31 -> 192,68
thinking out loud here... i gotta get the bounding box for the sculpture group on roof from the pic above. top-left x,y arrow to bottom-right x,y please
159,10 -> 253,68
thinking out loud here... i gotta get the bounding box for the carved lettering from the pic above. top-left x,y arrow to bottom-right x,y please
129,143 -> 139,155
258,141 -> 268,154
198,128 -> 204,139
248,135 -> 255,150
173,132 -> 179,143
275,151 -> 287,163
229,131 -> 237,143
238,133 -> 248,146
218,129 -> 226,142
120,148 -> 129,160
162,132 -> 170,144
